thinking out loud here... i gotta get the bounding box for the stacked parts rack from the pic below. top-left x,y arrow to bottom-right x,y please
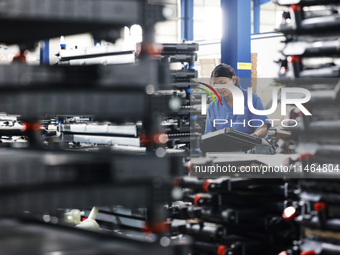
0,1 -> 190,254
275,0 -> 340,254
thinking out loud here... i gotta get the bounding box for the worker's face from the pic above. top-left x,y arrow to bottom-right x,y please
211,77 -> 235,98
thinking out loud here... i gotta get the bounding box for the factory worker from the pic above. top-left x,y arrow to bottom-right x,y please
204,64 -> 274,153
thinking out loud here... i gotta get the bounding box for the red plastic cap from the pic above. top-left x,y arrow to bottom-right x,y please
314,201 -> 327,212
278,251 -> 289,255
288,55 -> 302,63
139,134 -> 148,145
173,178 -> 180,187
140,133 -> 168,145
143,222 -> 169,233
194,194 -> 204,207
12,53 -> 27,63
153,133 -> 169,144
301,250 -> 316,255
290,4 -> 302,12
140,43 -> 163,57
203,179 -> 213,193
217,245 -> 227,255
282,206 -> 297,221
298,153 -> 313,162
187,161 -> 192,173
23,122 -> 42,132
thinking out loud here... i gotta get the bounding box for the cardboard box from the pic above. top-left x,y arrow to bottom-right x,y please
199,58 -> 221,78
251,53 -> 257,71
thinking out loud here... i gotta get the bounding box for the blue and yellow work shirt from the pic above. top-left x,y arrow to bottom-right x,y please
204,88 -> 271,139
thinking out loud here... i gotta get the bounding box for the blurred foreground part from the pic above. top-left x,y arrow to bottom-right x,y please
0,1 -> 192,254
275,0 -> 340,254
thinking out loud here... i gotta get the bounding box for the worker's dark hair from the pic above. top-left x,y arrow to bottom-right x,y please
211,63 -> 240,87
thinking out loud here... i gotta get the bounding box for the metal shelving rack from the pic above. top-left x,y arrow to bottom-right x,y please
0,1 -> 190,254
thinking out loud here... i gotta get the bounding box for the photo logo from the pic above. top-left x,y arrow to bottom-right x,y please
198,84 -> 312,116
197,82 -> 222,106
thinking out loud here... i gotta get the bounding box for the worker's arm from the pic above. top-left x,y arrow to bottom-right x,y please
249,93 -> 271,140
252,124 -> 268,139
204,107 -> 215,134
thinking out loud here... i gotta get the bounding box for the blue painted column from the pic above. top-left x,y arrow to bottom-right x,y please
181,0 -> 194,41
253,0 -> 260,34
221,0 -> 251,87
39,40 -> 49,65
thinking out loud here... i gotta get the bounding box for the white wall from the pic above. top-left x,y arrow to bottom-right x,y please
154,0 -> 180,43
251,33 -> 285,78
155,19 -> 180,43
251,1 -> 286,34
195,1 -> 286,78
194,0 -> 221,41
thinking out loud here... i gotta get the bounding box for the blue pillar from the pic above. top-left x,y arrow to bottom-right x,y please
39,40 -> 49,65
253,0 -> 260,34
181,0 -> 194,41
221,0 -> 251,87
